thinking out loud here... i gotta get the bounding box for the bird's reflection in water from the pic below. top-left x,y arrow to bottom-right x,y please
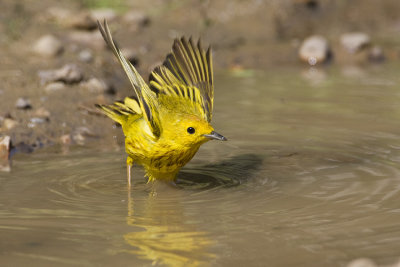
124,186 -> 215,266
123,154 -> 263,266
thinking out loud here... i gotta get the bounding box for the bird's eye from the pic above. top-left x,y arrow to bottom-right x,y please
187,127 -> 195,134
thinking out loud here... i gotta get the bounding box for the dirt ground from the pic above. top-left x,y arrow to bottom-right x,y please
1,0 -> 400,157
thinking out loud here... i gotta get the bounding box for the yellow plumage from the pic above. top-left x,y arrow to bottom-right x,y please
96,20 -> 226,185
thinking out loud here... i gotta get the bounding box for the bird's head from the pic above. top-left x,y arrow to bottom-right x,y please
165,114 -> 227,147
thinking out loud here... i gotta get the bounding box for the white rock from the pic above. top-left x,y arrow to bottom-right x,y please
15,97 -> 32,109
28,117 -> 47,128
32,35 -> 63,57
39,64 -> 84,85
299,35 -> 330,65
81,77 -> 110,93
79,49 -> 93,62
347,258 -> 376,267
44,82 -> 66,92
340,32 -> 370,53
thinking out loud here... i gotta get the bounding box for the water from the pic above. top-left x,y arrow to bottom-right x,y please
2,65 -> 400,266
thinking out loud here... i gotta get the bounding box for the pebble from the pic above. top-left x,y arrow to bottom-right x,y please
79,49 -> 93,62
340,32 -> 370,53
60,134 -> 72,145
299,35 -> 331,65
368,46 -> 385,63
347,258 -> 376,267
15,97 -> 32,110
0,136 -> 11,172
32,34 -> 63,57
44,82 -> 66,92
81,77 -> 110,93
38,64 -> 84,85
34,107 -> 51,119
28,117 -> 47,128
90,8 -> 117,22
66,12 -> 97,30
3,118 -> 18,130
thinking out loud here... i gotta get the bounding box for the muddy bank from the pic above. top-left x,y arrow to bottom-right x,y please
1,0 -> 400,159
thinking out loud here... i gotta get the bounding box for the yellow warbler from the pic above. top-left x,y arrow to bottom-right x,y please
96,21 -> 226,185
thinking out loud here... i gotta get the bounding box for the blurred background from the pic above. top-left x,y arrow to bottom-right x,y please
2,1 -> 400,266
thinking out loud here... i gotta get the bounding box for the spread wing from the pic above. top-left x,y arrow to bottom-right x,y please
149,37 -> 214,122
97,20 -> 161,137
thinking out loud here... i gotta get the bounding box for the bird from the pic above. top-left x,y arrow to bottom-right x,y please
96,20 -> 227,186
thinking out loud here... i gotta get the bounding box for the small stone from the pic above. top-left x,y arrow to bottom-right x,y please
28,117 -> 47,128
340,32 -> 371,54
79,49 -> 93,62
0,136 -> 11,172
347,258 -> 376,267
81,78 -> 112,94
15,97 -> 32,110
60,134 -> 72,145
44,82 -> 66,92
66,12 -> 97,30
90,9 -> 117,22
34,107 -> 51,119
3,118 -> 18,130
38,64 -> 84,85
32,35 -> 63,57
299,35 -> 331,65
368,46 -> 385,63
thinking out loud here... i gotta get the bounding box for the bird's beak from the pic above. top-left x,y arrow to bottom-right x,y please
203,131 -> 227,141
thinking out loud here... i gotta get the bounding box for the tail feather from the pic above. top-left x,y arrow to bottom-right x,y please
95,97 -> 140,125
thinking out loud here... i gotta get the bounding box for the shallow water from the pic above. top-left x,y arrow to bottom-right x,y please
2,65 -> 400,266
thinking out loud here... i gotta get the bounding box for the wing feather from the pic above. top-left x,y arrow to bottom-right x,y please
97,20 -> 161,137
149,37 -> 214,122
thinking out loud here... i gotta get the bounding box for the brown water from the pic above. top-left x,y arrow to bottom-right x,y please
2,65 -> 400,266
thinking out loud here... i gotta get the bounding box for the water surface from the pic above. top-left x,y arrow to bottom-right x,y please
2,65 -> 400,266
